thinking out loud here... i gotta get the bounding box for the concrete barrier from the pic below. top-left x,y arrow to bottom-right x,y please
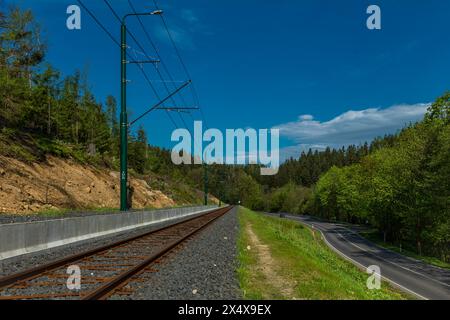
0,205 -> 217,260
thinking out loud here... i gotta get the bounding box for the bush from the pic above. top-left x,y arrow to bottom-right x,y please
265,182 -> 312,214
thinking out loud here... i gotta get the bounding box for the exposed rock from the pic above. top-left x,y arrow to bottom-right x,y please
0,155 -> 177,214
30,204 -> 41,212
109,172 -> 119,179
3,184 -> 21,194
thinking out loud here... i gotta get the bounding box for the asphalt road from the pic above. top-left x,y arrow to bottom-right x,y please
266,213 -> 450,300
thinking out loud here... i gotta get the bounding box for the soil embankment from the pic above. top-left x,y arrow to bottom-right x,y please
0,155 -> 176,214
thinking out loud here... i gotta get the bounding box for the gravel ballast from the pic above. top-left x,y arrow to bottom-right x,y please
0,209 -> 212,277
113,207 -> 241,300
0,207 -> 241,300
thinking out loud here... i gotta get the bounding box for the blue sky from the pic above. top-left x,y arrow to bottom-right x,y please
7,0 -> 450,161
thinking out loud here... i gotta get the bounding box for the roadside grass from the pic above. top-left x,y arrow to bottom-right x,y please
34,205 -> 204,217
237,207 -> 410,300
35,207 -> 120,217
35,208 -> 71,217
359,230 -> 450,270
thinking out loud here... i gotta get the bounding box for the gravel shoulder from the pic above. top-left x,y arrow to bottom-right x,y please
114,207 -> 241,300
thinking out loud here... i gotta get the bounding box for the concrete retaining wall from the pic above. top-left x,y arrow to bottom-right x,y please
0,205 -> 217,260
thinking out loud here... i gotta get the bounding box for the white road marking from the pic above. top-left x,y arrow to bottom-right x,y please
335,230 -> 450,288
275,214 -> 430,300
319,226 -> 429,300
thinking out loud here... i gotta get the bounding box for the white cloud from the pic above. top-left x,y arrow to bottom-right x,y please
153,8 -> 212,50
155,24 -> 195,50
181,9 -> 199,24
274,102 -> 430,160
299,114 -> 314,121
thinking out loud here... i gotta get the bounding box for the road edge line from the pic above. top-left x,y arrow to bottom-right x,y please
287,215 -> 429,300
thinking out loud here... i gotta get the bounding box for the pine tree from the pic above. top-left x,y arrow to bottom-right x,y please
106,95 -> 119,155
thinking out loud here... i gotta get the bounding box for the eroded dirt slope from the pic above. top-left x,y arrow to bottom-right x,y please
0,155 -> 175,214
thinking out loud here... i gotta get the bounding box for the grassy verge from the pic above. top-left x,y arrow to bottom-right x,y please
237,207 -> 410,300
359,230 -> 450,270
35,208 -> 71,217
34,207 -> 120,217
34,205 -> 206,217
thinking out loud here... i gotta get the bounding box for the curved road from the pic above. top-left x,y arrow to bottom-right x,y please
266,213 -> 450,300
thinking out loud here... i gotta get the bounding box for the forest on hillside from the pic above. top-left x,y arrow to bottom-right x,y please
0,7 -> 197,178
206,94 -> 449,263
0,7 -> 208,204
0,7 -> 448,262
312,95 -> 449,261
223,94 -> 449,262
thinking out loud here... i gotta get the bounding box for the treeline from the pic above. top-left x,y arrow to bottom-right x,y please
0,7 -> 154,175
251,136 -> 397,189
309,94 -> 450,261
231,94 -> 449,262
0,7 -> 263,201
139,94 -> 450,262
0,8 -> 110,156
0,7 -> 216,206
204,136 -> 398,212
1,8 -> 448,261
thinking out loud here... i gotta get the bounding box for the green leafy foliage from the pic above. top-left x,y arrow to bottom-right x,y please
309,93 -> 450,262
0,7 -> 208,206
0,7 -> 448,263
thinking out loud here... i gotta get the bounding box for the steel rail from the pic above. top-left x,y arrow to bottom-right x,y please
82,206 -> 233,300
0,206 -> 231,292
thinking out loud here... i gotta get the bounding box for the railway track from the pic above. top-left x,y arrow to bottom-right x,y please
0,205 -> 234,300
